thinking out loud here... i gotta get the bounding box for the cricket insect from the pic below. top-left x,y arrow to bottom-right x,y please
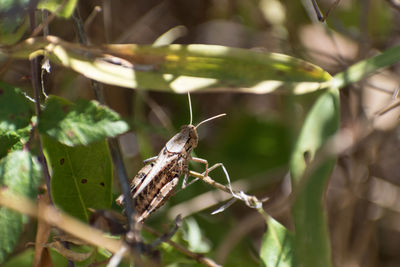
117,94 -> 226,222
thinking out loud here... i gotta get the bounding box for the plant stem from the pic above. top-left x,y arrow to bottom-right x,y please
28,0 -> 53,204
72,4 -> 138,247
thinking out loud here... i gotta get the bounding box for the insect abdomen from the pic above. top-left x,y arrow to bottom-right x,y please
133,160 -> 183,221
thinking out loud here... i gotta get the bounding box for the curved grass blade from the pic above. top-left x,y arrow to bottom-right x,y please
332,44 -> 400,88
2,36 -> 332,95
289,88 -> 340,267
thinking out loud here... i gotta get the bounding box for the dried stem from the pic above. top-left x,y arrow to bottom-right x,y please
0,190 -> 123,254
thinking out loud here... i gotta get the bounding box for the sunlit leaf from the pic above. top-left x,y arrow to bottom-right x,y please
38,0 -> 78,18
0,151 -> 42,263
42,136 -> 113,222
3,36 -> 332,95
38,96 -> 129,146
333,45 -> 400,89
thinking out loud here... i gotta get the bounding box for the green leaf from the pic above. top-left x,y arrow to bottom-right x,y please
2,246 -> 72,267
0,130 -> 21,159
289,88 -> 340,267
0,150 -> 42,263
260,217 -> 294,267
0,1 -> 28,45
38,96 -> 129,146
42,136 -> 113,221
37,0 -> 78,18
181,218 -> 211,253
4,36 -> 332,95
332,44 -> 400,89
0,81 -> 33,132
0,81 -> 33,159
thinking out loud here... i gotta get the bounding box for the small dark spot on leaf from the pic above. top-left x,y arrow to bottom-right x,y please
303,151 -> 311,165
9,114 -> 15,120
81,178 -> 88,184
100,182 -> 105,187
0,88 -> 3,95
60,158 -> 65,165
275,69 -> 286,77
300,62 -> 315,72
62,105 -> 70,113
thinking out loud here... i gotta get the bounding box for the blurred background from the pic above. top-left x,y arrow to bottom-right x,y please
2,0 -> 400,266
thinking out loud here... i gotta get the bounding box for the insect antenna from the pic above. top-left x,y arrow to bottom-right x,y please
195,113 -> 226,129
187,92 -> 193,125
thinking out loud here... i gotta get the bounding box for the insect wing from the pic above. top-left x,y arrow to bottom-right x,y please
137,176 -> 179,222
133,153 -> 176,198
130,163 -> 153,195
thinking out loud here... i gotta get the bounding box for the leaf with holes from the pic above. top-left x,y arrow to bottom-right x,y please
290,88 -> 340,267
0,150 -> 42,264
39,96 -> 129,146
42,136 -> 113,221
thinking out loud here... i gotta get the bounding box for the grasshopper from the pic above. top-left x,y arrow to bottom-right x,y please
117,94 -> 225,222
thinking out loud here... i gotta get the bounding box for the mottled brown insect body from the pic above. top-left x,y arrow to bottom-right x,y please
117,125 -> 199,222
116,92 -> 225,222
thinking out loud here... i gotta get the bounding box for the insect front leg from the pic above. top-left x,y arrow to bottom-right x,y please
191,157 -> 209,177
182,157 -> 209,189
194,163 -> 263,209
143,156 -> 158,164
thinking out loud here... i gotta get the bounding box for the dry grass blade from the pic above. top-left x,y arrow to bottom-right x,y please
0,189 -> 123,255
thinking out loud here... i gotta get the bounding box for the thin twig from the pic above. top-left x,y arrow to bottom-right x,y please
384,0 -> 400,12
189,167 -> 263,209
150,215 -> 182,248
30,0 -> 69,37
142,224 -> 221,267
375,99 -> 400,116
310,0 -> 341,22
84,6 -> 102,32
28,1 -> 53,204
71,5 -> 138,247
